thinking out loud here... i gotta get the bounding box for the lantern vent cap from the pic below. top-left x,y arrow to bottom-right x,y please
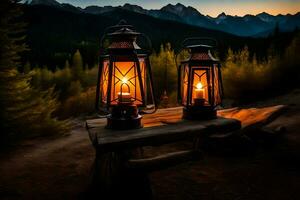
185,44 -> 213,50
101,20 -> 152,53
108,27 -> 141,37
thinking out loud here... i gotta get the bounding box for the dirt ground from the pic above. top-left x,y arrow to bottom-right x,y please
0,90 -> 300,200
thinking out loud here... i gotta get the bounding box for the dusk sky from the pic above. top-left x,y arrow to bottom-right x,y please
56,0 -> 300,17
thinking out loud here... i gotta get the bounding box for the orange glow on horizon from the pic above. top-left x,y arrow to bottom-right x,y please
196,1 -> 300,17
58,0 -> 300,17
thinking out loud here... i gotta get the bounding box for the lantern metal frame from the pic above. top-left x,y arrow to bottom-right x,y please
176,38 -> 224,120
95,20 -> 157,130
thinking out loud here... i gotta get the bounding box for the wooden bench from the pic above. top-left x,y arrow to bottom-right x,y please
86,107 -> 241,199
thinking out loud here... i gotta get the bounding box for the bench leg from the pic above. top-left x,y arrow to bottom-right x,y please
88,150 -> 152,200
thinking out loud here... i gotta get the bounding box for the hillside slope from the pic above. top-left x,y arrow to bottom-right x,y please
23,5 -> 272,68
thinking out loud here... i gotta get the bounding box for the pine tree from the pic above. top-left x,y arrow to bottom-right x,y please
40,66 -> 54,89
53,66 -> 72,101
68,80 -> 83,97
71,49 -> 83,81
150,43 -> 177,106
23,61 -> 31,74
64,59 -> 70,69
84,63 -> 89,70
225,48 -> 235,64
31,68 -> 42,88
0,0 -> 69,145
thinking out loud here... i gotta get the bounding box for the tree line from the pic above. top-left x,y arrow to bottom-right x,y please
0,0 -> 69,146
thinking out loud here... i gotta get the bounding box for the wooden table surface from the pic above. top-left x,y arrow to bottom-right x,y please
86,107 -> 241,152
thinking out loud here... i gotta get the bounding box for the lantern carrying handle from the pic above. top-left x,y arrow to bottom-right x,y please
95,108 -> 110,118
100,30 -> 109,50
138,33 -> 153,54
139,104 -> 157,114
174,47 -> 187,71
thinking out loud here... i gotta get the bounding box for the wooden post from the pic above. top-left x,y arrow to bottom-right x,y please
88,149 -> 152,200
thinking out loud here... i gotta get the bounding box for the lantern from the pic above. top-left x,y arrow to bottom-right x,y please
96,21 -> 156,129
177,38 -> 223,120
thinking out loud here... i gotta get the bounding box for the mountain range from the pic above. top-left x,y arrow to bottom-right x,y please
27,0 -> 300,37
21,0 -> 298,69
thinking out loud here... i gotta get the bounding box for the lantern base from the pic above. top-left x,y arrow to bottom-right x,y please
106,104 -> 143,130
183,106 -> 217,120
106,115 -> 143,130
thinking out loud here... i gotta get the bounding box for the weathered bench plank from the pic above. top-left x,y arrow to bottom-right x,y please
217,105 -> 288,128
87,104 -> 287,132
87,117 -> 241,152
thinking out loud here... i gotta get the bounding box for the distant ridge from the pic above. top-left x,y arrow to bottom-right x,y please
26,0 -> 300,37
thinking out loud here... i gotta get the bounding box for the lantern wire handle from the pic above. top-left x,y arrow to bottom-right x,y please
139,33 -> 153,54
139,105 -> 157,114
96,113 -> 109,118
174,47 -> 183,71
137,33 -> 156,114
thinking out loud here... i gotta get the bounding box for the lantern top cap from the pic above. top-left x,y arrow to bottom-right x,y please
101,20 -> 152,54
185,44 -> 213,50
107,20 -> 141,38
182,37 -> 217,49
108,27 -> 140,37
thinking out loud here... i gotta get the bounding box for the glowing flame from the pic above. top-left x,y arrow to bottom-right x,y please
122,77 -> 128,84
196,82 -> 203,90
